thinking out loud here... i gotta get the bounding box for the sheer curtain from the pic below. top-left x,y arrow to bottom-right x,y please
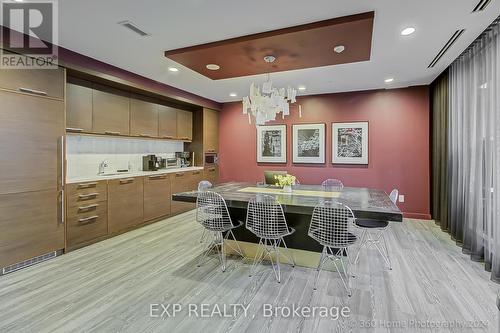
448,19 -> 500,282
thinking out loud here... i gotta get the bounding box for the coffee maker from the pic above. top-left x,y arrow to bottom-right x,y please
143,154 -> 163,171
175,152 -> 193,167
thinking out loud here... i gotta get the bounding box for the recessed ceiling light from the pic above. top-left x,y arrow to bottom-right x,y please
206,64 -> 220,71
298,86 -> 307,91
168,67 -> 179,72
229,93 -> 237,97
334,45 -> 345,53
401,27 -> 416,36
385,78 -> 394,83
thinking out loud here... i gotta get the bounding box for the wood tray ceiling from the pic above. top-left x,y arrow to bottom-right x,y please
164,12 -> 374,80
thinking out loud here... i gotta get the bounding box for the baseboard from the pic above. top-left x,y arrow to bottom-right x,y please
403,212 -> 432,220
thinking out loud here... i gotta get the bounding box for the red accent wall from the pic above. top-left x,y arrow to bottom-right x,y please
219,86 -> 431,220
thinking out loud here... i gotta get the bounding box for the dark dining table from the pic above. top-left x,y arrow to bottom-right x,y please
172,182 -> 403,253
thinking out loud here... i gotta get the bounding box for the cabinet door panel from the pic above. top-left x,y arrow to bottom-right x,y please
158,105 -> 177,139
130,99 -> 158,138
203,108 -> 219,152
0,90 -> 64,194
66,82 -> 93,132
170,172 -> 195,214
92,87 -> 130,135
143,175 -> 171,221
204,166 -> 219,186
177,110 -> 192,141
108,178 -> 143,233
0,67 -> 64,99
66,203 -> 108,248
0,190 -> 64,268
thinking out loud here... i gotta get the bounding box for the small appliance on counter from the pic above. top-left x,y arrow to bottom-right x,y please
143,155 -> 162,171
175,151 -> 194,167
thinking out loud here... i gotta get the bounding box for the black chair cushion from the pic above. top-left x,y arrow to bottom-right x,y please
356,219 -> 389,229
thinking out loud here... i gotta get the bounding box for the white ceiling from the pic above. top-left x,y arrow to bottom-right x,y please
58,0 -> 500,103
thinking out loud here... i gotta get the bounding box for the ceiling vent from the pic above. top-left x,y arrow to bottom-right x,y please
472,0 -> 492,12
428,29 -> 465,68
118,20 -> 151,37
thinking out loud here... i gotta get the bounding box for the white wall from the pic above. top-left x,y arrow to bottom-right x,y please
66,135 -> 184,179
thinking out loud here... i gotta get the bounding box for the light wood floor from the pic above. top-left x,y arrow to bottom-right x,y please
0,211 -> 498,333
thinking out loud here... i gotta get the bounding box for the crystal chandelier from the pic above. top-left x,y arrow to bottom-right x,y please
242,55 -> 301,125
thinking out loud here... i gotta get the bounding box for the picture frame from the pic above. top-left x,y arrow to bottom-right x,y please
332,122 -> 369,164
292,123 -> 326,164
256,124 -> 287,163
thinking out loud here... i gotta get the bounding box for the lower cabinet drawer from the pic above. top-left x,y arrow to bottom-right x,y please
67,203 -> 108,247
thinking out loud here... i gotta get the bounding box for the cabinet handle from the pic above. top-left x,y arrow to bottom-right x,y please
175,173 -> 184,177
79,203 -> 99,211
66,127 -> 84,132
78,215 -> 99,224
149,175 -> 166,180
208,168 -> 216,172
119,178 -> 135,184
78,182 -> 97,189
193,171 -> 201,175
18,87 -> 48,96
78,192 -> 98,199
105,131 -> 121,135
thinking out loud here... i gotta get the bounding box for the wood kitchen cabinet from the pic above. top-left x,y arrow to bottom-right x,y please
0,67 -> 64,99
143,174 -> 171,222
203,108 -> 219,152
108,177 -> 144,234
66,80 -> 93,133
130,98 -> 159,138
158,105 -> 178,139
0,89 -> 64,195
170,170 -> 201,214
92,85 -> 130,136
176,110 -> 193,141
204,166 -> 219,185
66,181 -> 108,250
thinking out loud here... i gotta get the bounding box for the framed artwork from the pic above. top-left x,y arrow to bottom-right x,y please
332,122 -> 369,164
292,123 -> 325,164
256,125 -> 287,163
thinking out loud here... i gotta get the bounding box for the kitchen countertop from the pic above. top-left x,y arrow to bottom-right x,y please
66,166 -> 204,184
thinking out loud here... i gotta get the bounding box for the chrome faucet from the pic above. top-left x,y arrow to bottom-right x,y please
98,160 -> 109,175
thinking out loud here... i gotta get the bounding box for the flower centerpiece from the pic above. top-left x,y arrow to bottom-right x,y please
274,174 -> 296,193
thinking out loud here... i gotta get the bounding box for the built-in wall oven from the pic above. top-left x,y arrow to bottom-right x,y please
204,152 -> 218,166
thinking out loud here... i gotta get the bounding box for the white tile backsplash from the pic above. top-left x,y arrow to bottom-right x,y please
66,135 -> 184,179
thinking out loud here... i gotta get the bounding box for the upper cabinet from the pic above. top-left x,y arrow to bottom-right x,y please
177,110 -> 193,141
66,80 -> 93,132
130,98 -> 158,138
203,108 -> 219,152
92,85 -> 130,136
0,68 -> 64,99
158,105 -> 177,139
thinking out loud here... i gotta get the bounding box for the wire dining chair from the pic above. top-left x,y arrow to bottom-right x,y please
197,180 -> 213,244
196,191 -> 243,272
321,179 -> 344,190
308,201 -> 359,296
354,189 -> 398,270
246,194 -> 295,283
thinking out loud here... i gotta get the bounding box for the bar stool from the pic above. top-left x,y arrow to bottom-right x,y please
354,189 -> 398,270
308,201 -> 359,296
196,191 -> 243,272
246,194 -> 295,283
321,179 -> 344,189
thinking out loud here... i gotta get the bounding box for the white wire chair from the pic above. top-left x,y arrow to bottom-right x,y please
197,180 -> 213,244
196,191 -> 243,272
354,189 -> 398,270
246,194 -> 296,283
321,179 -> 344,190
308,201 -> 359,296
